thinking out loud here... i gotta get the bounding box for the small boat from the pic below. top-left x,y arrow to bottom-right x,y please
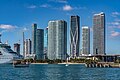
13,61 -> 30,68
13,64 -> 29,68
65,58 -> 69,66
65,63 -> 69,66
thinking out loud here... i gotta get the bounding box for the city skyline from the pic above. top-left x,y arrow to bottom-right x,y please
0,0 -> 120,54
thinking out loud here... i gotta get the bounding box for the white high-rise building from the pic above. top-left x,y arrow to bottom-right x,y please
48,20 -> 67,60
93,12 -> 105,55
24,39 -> 31,58
82,26 -> 90,55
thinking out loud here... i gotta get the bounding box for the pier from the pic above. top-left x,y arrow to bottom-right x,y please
85,62 -> 120,68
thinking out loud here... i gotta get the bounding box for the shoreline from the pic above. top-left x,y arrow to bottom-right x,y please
31,63 -> 48,64
31,62 -> 85,64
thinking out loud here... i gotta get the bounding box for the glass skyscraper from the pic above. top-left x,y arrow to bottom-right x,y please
70,15 -> 80,58
82,26 -> 90,55
32,23 -> 37,54
36,29 -> 44,60
93,12 -> 105,55
48,20 -> 67,60
44,27 -> 48,59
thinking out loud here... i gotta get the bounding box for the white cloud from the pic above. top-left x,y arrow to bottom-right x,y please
111,31 -> 120,37
27,5 -> 37,9
63,5 -> 73,11
112,12 -> 120,15
63,5 -> 86,11
112,12 -> 120,17
107,19 -> 120,29
0,24 -> 16,30
74,6 -> 86,10
111,22 -> 120,26
57,0 -> 67,3
0,24 -> 17,33
49,0 -> 67,3
40,4 -> 51,8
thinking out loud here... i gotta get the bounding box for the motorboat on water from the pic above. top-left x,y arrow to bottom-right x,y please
65,58 -> 69,66
13,61 -> 30,68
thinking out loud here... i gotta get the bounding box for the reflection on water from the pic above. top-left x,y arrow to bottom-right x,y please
0,64 -> 120,80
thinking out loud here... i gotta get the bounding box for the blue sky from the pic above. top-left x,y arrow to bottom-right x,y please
0,0 -> 120,54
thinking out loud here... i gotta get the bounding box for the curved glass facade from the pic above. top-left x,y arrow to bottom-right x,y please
70,16 -> 80,58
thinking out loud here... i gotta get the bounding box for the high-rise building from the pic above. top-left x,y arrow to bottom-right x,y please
36,29 -> 44,60
70,15 -> 80,58
23,32 -> 25,57
14,43 -> 20,54
82,26 -> 90,55
24,39 -> 32,58
93,12 -> 105,55
28,39 -> 32,55
44,27 -> 48,59
32,23 -> 37,54
48,20 -> 67,60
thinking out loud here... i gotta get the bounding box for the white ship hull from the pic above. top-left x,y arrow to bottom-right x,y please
0,58 -> 12,64
0,43 -> 23,64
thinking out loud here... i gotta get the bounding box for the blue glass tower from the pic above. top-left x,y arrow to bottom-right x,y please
32,23 -> 37,54
36,29 -> 44,60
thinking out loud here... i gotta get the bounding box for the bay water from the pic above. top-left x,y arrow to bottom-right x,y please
0,64 -> 120,80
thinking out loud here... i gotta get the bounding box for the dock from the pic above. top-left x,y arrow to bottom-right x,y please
85,62 -> 120,68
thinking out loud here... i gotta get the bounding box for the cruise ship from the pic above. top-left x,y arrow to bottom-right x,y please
0,35 -> 23,64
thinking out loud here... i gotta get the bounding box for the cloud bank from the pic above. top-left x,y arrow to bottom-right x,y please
0,24 -> 16,30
